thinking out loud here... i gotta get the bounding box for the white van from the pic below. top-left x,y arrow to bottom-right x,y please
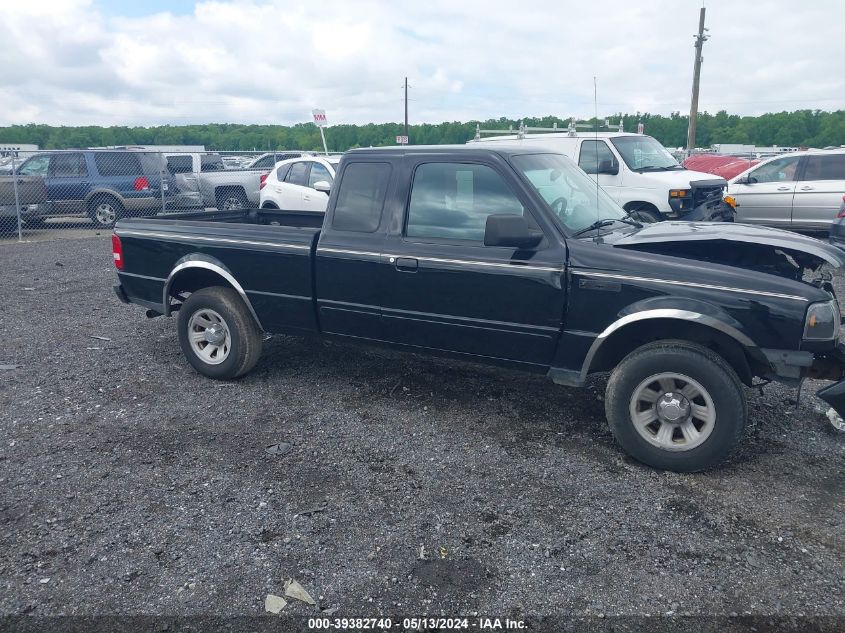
469,122 -> 732,222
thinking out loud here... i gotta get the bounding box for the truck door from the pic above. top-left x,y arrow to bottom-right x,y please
378,158 -> 565,366
47,152 -> 89,215
315,160 -> 393,339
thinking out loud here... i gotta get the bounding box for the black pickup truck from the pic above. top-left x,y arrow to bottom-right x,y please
113,145 -> 845,472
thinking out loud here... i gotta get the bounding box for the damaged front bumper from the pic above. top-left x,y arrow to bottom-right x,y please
763,343 -> 845,421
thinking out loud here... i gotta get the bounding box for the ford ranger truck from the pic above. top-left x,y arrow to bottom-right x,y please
112,145 -> 845,472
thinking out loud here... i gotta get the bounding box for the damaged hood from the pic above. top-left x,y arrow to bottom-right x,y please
611,221 -> 845,269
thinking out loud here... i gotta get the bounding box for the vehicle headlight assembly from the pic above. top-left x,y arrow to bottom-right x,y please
803,300 -> 840,340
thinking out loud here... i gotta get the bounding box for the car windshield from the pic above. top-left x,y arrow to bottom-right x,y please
511,153 -> 626,234
610,136 -> 680,171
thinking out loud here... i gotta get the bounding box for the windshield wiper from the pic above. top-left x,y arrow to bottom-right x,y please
572,219 -> 617,237
635,164 -> 682,172
572,212 -> 643,237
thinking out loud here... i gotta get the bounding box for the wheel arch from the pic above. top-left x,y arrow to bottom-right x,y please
85,188 -> 124,207
581,309 -> 761,386
163,255 -> 263,331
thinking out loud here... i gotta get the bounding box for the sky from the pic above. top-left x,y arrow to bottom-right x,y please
0,0 -> 843,127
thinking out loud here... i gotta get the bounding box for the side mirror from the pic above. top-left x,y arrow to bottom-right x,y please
598,158 -> 619,175
484,214 -> 543,249
313,180 -> 331,194
736,175 -> 756,185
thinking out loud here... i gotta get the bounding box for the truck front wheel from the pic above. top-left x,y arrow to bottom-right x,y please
605,340 -> 746,472
177,286 -> 263,380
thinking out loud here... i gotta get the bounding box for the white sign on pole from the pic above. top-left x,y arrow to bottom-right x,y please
395,135 -> 409,145
312,109 -> 328,127
637,122 -> 644,134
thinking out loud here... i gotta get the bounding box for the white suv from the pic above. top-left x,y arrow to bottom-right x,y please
259,156 -> 340,212
470,127 -> 731,222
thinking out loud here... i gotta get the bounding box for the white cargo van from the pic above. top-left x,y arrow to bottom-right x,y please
469,121 -> 733,222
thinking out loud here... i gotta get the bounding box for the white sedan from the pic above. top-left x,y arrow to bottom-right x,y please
259,156 -> 340,212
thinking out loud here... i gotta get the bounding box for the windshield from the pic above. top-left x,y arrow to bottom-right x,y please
511,153 -> 626,234
611,136 -> 680,170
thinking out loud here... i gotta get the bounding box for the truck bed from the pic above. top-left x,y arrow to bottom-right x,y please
114,209 -> 324,335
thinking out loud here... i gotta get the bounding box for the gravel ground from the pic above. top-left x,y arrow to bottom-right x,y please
0,236 -> 843,627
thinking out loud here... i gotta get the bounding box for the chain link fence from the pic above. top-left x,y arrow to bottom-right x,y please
0,148 -> 322,241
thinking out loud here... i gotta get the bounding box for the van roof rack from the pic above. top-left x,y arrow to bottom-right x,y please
473,118 -> 624,140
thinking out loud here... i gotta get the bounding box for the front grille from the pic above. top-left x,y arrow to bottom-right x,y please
692,186 -> 724,208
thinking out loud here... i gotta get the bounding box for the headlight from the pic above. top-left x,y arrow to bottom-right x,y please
669,189 -> 690,198
803,300 -> 840,340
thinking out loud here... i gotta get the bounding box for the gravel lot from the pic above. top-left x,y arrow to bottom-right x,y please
1,235 -> 843,627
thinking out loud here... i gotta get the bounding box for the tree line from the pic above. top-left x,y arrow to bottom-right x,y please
1,109 -> 843,152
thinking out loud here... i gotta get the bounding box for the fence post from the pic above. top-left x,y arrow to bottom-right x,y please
11,153 -> 22,242
159,153 -> 166,214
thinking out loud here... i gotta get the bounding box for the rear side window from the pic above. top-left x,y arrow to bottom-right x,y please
200,155 -> 225,171
286,161 -> 309,186
802,155 -> 845,181
94,152 -> 142,176
252,155 -> 274,169
167,155 -> 193,174
331,162 -> 391,232
275,163 -> 292,181
50,153 -> 87,177
406,162 -> 524,241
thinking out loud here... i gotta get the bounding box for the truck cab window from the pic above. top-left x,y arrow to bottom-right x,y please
406,163 -> 525,241
331,162 -> 391,232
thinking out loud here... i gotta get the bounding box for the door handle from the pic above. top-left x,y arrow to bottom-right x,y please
776,186 -> 791,191
800,186 -> 814,191
393,257 -> 418,272
303,195 -> 311,201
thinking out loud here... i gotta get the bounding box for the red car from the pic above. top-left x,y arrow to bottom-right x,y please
683,154 -> 761,180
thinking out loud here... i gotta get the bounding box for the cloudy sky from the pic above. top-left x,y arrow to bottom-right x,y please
0,0 -> 843,127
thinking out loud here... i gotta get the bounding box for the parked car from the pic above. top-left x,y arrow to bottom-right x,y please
827,195 -> 845,248
469,129 -> 734,222
113,145 -> 845,472
683,153 -> 761,181
726,149 -> 845,229
259,156 -> 341,211
3,151 -> 172,228
165,152 -> 227,209
245,152 -> 310,170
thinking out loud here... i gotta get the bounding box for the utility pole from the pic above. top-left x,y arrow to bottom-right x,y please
686,6 -> 709,151
404,76 -> 409,143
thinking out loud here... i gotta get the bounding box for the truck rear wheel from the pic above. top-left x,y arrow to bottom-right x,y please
215,188 -> 249,211
604,340 -> 746,472
177,286 -> 263,380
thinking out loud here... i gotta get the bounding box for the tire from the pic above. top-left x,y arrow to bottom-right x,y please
215,189 -> 249,211
627,204 -> 662,223
177,286 -> 263,380
88,195 -> 124,228
604,340 -> 746,472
